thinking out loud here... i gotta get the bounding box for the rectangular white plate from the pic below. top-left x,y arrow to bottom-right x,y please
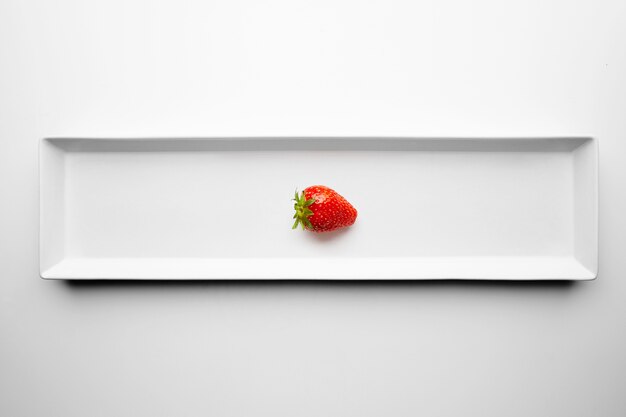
40,137 -> 598,280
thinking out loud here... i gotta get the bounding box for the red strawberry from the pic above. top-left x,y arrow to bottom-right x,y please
292,185 -> 357,232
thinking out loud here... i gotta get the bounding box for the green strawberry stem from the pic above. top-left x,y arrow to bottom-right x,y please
292,190 -> 316,230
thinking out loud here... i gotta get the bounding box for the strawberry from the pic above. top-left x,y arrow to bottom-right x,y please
292,185 -> 357,232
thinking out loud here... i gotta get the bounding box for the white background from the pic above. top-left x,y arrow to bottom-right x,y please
1,0 -> 625,415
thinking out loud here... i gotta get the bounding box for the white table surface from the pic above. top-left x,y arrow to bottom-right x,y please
1,0 -> 625,416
